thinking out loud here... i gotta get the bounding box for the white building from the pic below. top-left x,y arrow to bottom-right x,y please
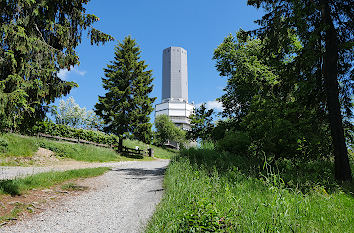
155,47 -> 194,130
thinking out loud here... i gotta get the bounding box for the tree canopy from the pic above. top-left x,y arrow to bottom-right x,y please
246,0 -> 353,181
214,31 -> 332,161
187,104 -> 215,142
51,97 -> 103,130
0,0 -> 113,131
154,115 -> 186,146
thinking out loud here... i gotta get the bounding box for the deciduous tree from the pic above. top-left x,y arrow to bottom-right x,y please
51,97 -> 103,130
214,31 -> 332,162
187,104 -> 215,142
247,0 -> 353,181
154,115 -> 185,146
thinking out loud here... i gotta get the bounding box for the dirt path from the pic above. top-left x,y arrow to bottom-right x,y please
1,160 -> 169,233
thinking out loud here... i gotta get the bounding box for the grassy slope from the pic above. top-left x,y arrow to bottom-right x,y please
0,134 -> 176,165
0,167 -> 110,196
146,148 -> 354,232
1,134 -> 38,157
37,138 -> 127,162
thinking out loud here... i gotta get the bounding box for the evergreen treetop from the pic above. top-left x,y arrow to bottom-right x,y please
0,0 -> 114,131
95,36 -> 156,144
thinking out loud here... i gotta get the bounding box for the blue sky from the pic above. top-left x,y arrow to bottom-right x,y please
57,0 -> 264,117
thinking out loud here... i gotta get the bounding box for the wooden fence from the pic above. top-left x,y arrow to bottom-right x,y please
37,133 -> 111,148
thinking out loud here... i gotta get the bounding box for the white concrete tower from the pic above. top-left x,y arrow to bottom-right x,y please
156,46 -> 194,131
162,47 -> 188,102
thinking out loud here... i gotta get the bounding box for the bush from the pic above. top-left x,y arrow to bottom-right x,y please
216,130 -> 250,155
30,121 -> 119,145
0,137 -> 9,153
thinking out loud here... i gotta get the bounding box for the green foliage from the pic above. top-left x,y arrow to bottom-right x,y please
0,0 -> 114,131
146,148 -> 354,232
154,115 -> 186,146
0,133 -> 123,163
187,104 -> 215,142
31,121 -> 119,145
0,167 -> 110,196
95,36 -> 156,143
179,198 -> 229,232
216,130 -> 250,155
213,32 -> 332,160
246,0 -> 353,180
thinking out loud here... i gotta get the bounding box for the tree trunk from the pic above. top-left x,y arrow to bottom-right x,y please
321,0 -> 352,181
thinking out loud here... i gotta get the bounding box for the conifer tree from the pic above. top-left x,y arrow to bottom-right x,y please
0,0 -> 113,131
95,36 -> 156,146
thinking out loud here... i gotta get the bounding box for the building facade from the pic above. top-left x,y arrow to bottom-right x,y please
156,46 -> 194,130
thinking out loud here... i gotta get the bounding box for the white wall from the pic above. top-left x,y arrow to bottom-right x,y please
162,47 -> 188,102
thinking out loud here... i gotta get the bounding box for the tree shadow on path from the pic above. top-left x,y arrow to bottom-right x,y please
111,165 -> 168,181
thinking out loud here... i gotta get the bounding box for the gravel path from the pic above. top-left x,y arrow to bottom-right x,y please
1,160 -> 169,233
0,161 -> 137,180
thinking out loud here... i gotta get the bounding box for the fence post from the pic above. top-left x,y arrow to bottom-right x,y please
148,148 -> 154,157
118,138 -> 123,152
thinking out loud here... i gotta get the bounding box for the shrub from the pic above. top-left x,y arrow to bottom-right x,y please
30,121 -> 119,145
216,130 -> 250,155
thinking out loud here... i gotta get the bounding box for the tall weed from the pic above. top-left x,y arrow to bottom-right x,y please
146,148 -> 353,232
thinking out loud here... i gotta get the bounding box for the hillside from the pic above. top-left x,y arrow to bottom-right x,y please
0,133 -> 176,166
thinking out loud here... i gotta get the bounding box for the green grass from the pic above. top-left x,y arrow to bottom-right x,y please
37,138 -> 126,162
123,139 -> 178,159
0,133 -> 176,165
0,134 -> 39,157
146,148 -> 354,232
0,167 -> 110,196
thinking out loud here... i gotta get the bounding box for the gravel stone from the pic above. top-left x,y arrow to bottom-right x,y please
1,160 -> 169,233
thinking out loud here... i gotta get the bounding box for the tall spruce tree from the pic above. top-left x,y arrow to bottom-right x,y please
0,0 -> 113,131
247,0 -> 353,181
95,36 -> 156,146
